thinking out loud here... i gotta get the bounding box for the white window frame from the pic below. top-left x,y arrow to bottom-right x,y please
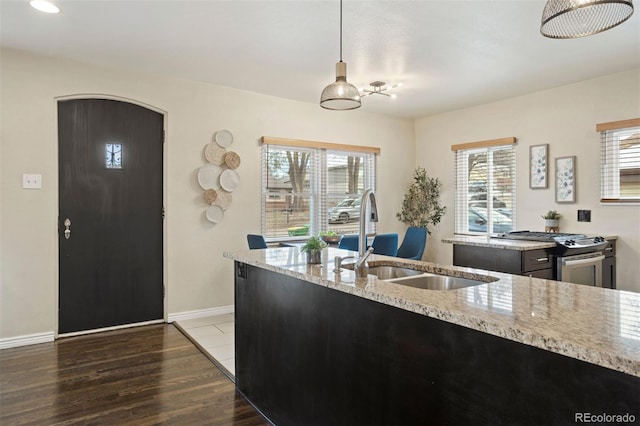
600,125 -> 640,204
261,142 -> 377,241
454,141 -> 516,236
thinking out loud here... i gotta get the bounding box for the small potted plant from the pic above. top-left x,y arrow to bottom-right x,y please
319,230 -> 341,244
542,210 -> 561,230
301,235 -> 328,264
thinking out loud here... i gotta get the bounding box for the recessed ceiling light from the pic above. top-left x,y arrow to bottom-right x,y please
30,0 -> 60,14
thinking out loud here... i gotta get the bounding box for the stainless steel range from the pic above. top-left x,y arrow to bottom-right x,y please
496,231 -> 609,287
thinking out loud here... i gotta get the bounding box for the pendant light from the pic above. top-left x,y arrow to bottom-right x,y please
541,0 -> 634,39
320,0 -> 361,110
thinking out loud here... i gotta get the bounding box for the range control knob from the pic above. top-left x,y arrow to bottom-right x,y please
565,240 -> 575,246
594,236 -> 605,243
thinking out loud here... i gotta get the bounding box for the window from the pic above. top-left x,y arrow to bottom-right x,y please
598,119 -> 640,203
261,137 -> 377,240
453,138 -> 516,235
106,143 -> 122,169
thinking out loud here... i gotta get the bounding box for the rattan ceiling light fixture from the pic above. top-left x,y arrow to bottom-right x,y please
320,0 -> 361,110
540,0 -> 634,39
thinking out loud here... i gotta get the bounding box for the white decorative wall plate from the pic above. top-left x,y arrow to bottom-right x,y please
214,130 -> 234,147
220,169 -> 240,192
197,164 -> 222,190
206,205 -> 224,223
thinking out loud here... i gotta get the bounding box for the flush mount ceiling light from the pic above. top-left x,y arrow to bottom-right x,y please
30,0 -> 60,13
360,81 -> 402,99
541,0 -> 634,39
320,0 -> 361,111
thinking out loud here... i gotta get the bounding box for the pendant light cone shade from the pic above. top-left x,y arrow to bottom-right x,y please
541,0 -> 634,39
320,0 -> 361,110
320,61 -> 361,110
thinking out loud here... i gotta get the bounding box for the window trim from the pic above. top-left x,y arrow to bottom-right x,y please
451,136 -> 516,152
261,136 -> 380,154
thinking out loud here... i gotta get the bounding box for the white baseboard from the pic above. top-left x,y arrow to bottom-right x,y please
0,331 -> 55,350
168,305 -> 234,323
1,306 -> 234,349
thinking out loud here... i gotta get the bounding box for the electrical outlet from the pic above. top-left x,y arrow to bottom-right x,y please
22,173 -> 42,189
577,210 -> 591,222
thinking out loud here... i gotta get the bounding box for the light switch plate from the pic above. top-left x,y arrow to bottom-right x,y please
22,173 -> 42,189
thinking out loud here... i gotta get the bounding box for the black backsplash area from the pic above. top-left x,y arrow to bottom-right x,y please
578,210 -> 592,222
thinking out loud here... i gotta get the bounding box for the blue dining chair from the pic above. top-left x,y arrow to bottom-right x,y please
247,234 -> 268,250
396,227 -> 427,260
338,234 -> 359,251
371,233 -> 398,256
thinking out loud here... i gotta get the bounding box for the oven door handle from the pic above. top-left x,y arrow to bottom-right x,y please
562,255 -> 605,267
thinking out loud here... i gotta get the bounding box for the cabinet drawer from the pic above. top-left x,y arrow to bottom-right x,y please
522,249 -> 553,272
527,268 -> 554,279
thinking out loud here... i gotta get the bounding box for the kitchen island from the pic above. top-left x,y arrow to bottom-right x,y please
224,247 -> 639,425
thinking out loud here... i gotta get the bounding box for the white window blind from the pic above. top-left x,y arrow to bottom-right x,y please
598,119 -> 640,203
453,139 -> 516,236
261,137 -> 377,240
261,145 -> 315,239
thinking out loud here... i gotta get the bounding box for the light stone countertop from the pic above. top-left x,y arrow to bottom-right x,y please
441,234 -> 618,251
224,246 -> 639,377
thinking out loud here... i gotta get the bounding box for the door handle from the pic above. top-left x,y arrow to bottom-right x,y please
64,218 -> 71,239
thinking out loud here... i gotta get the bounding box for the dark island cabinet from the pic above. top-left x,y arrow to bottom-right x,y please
234,262 -> 638,425
453,245 -> 554,278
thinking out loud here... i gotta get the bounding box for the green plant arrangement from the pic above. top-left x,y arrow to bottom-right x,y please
396,167 -> 446,234
542,210 -> 561,220
319,230 -> 340,244
301,235 -> 328,264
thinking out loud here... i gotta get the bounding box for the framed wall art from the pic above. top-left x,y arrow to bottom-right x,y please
529,144 -> 548,189
555,156 -> 576,203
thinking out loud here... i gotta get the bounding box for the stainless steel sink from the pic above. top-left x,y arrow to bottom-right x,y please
366,265 -> 490,290
390,274 -> 486,290
367,266 -> 424,280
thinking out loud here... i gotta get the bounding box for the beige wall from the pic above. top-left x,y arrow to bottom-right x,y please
0,48 -> 415,338
415,69 -> 640,292
2,47 -> 638,340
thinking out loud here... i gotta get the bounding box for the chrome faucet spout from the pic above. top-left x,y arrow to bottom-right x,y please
334,255 -> 354,272
356,189 -> 378,278
358,189 -> 378,258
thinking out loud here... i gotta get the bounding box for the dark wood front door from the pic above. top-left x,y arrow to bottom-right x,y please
58,99 -> 164,334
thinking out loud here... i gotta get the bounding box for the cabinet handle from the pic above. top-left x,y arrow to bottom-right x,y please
535,257 -> 549,262
605,247 -> 613,252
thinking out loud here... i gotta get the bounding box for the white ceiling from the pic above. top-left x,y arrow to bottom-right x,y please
1,0 -> 639,118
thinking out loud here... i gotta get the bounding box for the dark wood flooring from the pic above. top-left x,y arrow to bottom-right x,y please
0,324 -> 268,425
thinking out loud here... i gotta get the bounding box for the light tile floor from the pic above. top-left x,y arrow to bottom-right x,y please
176,313 -> 235,379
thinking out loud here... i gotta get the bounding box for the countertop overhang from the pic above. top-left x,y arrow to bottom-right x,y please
224,247 -> 639,377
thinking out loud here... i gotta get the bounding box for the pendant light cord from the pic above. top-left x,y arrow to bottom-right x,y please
339,0 -> 343,62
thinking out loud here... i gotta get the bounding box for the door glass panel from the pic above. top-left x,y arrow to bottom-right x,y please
106,143 -> 122,169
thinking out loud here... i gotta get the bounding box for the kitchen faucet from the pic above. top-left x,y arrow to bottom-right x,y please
355,189 -> 378,278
